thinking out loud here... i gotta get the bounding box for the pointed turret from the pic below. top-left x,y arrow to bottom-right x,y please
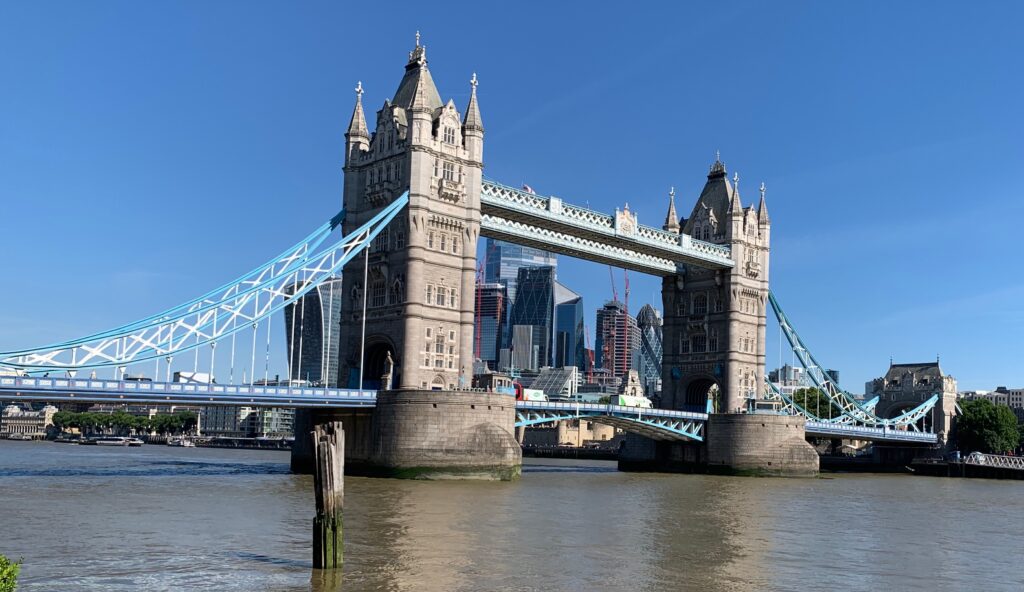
727,171 -> 742,214
663,186 -> 680,232
346,81 -> 369,139
463,72 -> 483,132
393,32 -> 442,113
757,182 -> 770,225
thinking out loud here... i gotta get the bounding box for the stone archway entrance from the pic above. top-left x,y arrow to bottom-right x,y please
684,378 -> 722,413
362,340 -> 396,391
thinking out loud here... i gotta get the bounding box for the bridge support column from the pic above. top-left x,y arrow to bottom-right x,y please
312,421 -> 343,570
706,414 -> 818,477
368,390 -> 521,480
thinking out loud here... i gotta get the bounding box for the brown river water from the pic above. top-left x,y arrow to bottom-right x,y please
1,440 -> 1022,591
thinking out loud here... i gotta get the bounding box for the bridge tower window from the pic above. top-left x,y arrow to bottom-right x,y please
692,335 -> 707,353
442,162 -> 455,181
452,237 -> 459,254
680,334 -> 690,354
371,280 -> 385,308
435,334 -> 445,354
425,285 -> 433,304
428,231 -> 435,249
436,287 -> 447,307
440,234 -> 447,251
443,126 -> 456,144
693,294 -> 708,315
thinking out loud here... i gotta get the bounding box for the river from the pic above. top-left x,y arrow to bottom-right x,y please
0,440 -> 1021,591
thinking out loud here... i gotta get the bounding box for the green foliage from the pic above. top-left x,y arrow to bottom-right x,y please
956,398 -> 1020,454
51,410 -> 198,437
597,396 -> 610,404
0,554 -> 21,592
791,388 -> 840,419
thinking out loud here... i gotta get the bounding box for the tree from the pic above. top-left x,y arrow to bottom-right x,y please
955,398 -> 1019,454
0,554 -> 20,592
791,388 -> 840,420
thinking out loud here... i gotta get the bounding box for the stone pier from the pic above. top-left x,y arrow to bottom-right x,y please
292,390 -> 521,481
619,414 -> 819,477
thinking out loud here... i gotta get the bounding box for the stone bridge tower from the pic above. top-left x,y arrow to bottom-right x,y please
660,157 -> 770,414
337,37 -> 483,390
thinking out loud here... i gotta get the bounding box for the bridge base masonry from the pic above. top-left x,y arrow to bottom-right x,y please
293,391 -> 522,481
620,414 -> 819,477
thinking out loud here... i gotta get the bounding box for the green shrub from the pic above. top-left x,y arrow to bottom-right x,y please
0,555 -> 20,592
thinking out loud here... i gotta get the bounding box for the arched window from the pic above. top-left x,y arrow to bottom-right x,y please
693,294 -> 708,315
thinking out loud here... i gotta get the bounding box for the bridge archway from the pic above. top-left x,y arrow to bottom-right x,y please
362,338 -> 396,391
878,400 -> 933,432
682,377 -> 721,412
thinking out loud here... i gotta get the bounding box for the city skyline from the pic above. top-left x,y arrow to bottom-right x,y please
1,3 -> 1022,391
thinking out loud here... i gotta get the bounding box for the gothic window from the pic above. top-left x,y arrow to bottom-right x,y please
693,294 -> 708,315
433,158 -> 439,177
395,231 -> 405,249
680,335 -> 690,354
677,301 -> 687,316
442,161 -> 455,181
426,327 -> 432,338
448,358 -> 454,369
428,231 -> 435,249
714,298 -> 723,313
692,335 -> 707,353
435,357 -> 445,368
374,228 -> 389,252
448,345 -> 455,355
435,334 -> 445,354
443,126 -> 456,144
436,287 -> 446,307
423,355 -> 430,367
425,284 -> 433,304
452,237 -> 459,254
371,280 -> 385,308
450,288 -> 457,308
709,331 -> 719,352
449,330 -> 456,341
440,234 -> 447,252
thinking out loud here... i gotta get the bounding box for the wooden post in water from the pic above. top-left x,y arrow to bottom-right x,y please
312,421 -> 344,569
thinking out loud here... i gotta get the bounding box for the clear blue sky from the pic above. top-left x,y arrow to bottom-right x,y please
1,1 -> 1022,391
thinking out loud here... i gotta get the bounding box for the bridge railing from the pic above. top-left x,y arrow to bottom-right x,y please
518,400 -> 708,421
0,376 -> 378,401
804,420 -> 937,443
963,453 -> 1024,470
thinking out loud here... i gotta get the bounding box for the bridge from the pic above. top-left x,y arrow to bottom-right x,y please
0,374 -> 937,445
0,36 -> 949,479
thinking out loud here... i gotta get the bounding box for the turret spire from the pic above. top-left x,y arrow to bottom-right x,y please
463,72 -> 484,131
663,186 -> 680,232
727,170 -> 742,213
346,80 -> 369,139
758,181 -> 770,224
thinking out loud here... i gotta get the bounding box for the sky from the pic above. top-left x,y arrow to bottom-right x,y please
1,1 -> 1022,391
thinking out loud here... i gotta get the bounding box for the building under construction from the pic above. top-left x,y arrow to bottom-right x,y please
594,300 -> 640,380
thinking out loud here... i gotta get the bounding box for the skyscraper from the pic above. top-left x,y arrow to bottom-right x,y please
636,304 -> 663,397
483,238 -> 557,303
508,266 -> 555,369
554,286 -> 585,370
594,300 -> 639,379
284,277 -> 343,386
473,282 -> 508,370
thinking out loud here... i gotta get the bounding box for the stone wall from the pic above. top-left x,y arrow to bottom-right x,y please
291,409 -> 374,474
706,414 -> 818,476
369,390 -> 521,480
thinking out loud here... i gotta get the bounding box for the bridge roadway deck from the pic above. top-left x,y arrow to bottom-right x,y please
0,377 -> 936,444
